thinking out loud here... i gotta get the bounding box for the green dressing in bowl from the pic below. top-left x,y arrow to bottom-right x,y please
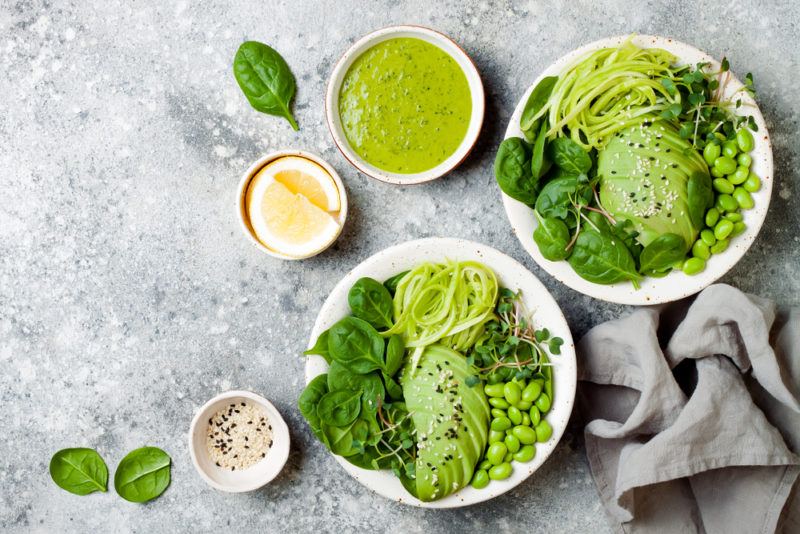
338,37 -> 472,174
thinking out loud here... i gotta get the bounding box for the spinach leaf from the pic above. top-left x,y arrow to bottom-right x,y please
687,171 -> 714,229
326,362 -> 384,415
113,447 -> 171,503
298,374 -> 329,442
383,373 -> 404,400
530,121 -> 551,180
49,448 -> 108,495
383,271 -> 409,295
321,422 -> 359,456
317,389 -> 362,427
547,137 -> 592,175
233,41 -> 299,130
303,329 -> 331,363
639,233 -> 687,274
520,76 -> 558,132
533,213 -> 571,261
534,176 -> 589,220
383,335 -> 405,376
494,137 -> 538,206
348,277 -> 393,330
568,229 -> 642,287
327,317 -> 385,374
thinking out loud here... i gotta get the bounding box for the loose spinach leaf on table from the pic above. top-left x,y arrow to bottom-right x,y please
568,229 -> 642,287
317,389 -> 363,427
383,271 -> 409,295
494,137 -> 538,206
303,329 -> 331,363
348,277 -> 393,330
328,317 -> 385,374
533,212 -> 571,261
50,448 -> 108,495
298,374 -> 329,441
547,137 -> 592,175
113,447 -> 171,503
233,41 -> 299,130
639,233 -> 687,274
520,76 -> 558,132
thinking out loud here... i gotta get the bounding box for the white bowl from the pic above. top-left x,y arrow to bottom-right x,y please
325,25 -> 485,185
304,237 -> 577,507
236,149 -> 348,260
501,35 -> 773,305
189,390 -> 290,492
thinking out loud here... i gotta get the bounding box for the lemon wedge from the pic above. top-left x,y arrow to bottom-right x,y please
246,156 -> 342,258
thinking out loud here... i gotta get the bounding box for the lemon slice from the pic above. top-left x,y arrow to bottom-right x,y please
246,157 -> 342,258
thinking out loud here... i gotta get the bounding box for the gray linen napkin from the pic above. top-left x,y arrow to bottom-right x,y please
577,284 -> 800,533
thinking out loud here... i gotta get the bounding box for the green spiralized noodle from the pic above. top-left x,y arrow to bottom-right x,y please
383,261 -> 498,373
531,38 -> 682,150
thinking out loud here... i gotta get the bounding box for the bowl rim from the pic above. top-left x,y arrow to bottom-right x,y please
325,25 -> 486,185
500,34 -> 773,305
303,237 -> 577,507
236,149 -> 348,260
188,389 -> 291,492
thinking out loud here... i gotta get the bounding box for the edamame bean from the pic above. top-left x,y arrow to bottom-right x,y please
513,445 -> 536,463
700,229 -> 716,247
692,240 -> 711,260
512,425 -> 537,445
491,408 -> 507,419
710,238 -> 729,254
516,400 -> 532,410
737,153 -> 752,168
714,132 -> 727,142
479,459 -> 492,471
488,462 -> 512,480
521,381 -> 542,403
722,140 -> 739,159
724,212 -> 743,222
535,420 -> 553,442
504,434 -> 521,454
471,469 -> 490,489
733,187 -> 754,209
710,166 -> 726,178
732,221 -> 746,237
703,142 -> 721,166
744,172 -> 761,192
714,219 -> 734,240
530,406 -> 541,426
489,398 -> 510,409
521,412 -> 531,426
507,406 -> 523,425
717,193 -> 739,213
486,442 -> 508,465
705,208 -> 720,228
503,452 -> 512,463
535,393 -> 551,413
714,156 -> 737,175
489,430 -> 505,443
730,166 -> 749,185
503,382 -> 521,405
484,383 -> 505,398
712,178 -> 735,194
683,257 -> 706,275
491,417 -> 512,432
736,128 -> 754,152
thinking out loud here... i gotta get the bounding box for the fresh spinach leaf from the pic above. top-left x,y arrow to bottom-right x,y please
384,335 -> 405,376
348,277 -> 393,330
520,76 -> 558,132
317,389 -> 362,427
233,41 -> 299,130
687,171 -> 714,229
326,362 -> 384,415
530,121 -> 551,180
327,317 -> 385,374
113,447 -> 171,503
303,329 -> 331,363
494,137 -> 538,206
568,229 -> 642,287
321,422 -> 359,456
298,374 -> 329,442
383,373 -> 404,400
533,213 -> 571,261
547,137 -> 592,175
534,176 -> 589,220
49,448 -> 108,495
383,271 -> 409,295
639,233 -> 688,274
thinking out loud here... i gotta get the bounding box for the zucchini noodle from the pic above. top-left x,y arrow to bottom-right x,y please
383,261 -> 498,373
532,38 -> 682,150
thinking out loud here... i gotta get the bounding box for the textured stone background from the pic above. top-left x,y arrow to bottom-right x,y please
1,0 -> 798,532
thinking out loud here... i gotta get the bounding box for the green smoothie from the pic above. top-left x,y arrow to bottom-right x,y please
338,37 -> 472,174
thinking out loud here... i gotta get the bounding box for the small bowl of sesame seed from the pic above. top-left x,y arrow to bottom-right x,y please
189,390 -> 290,492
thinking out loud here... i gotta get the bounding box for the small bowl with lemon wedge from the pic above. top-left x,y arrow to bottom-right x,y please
237,150 -> 347,260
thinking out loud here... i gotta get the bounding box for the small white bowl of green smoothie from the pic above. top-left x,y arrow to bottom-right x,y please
326,26 -> 485,185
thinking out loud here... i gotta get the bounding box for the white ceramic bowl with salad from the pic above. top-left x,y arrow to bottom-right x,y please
300,238 -> 576,508
499,35 -> 772,305
326,26 -> 485,185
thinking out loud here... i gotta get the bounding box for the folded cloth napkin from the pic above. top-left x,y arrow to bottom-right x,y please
578,284 -> 800,534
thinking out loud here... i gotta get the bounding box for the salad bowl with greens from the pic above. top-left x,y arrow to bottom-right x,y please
498,35 -> 772,305
299,238 -> 576,507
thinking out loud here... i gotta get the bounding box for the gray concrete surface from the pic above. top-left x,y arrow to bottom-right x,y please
1,0 -> 798,532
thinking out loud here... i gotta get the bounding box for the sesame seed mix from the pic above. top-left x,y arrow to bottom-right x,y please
206,401 -> 273,470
